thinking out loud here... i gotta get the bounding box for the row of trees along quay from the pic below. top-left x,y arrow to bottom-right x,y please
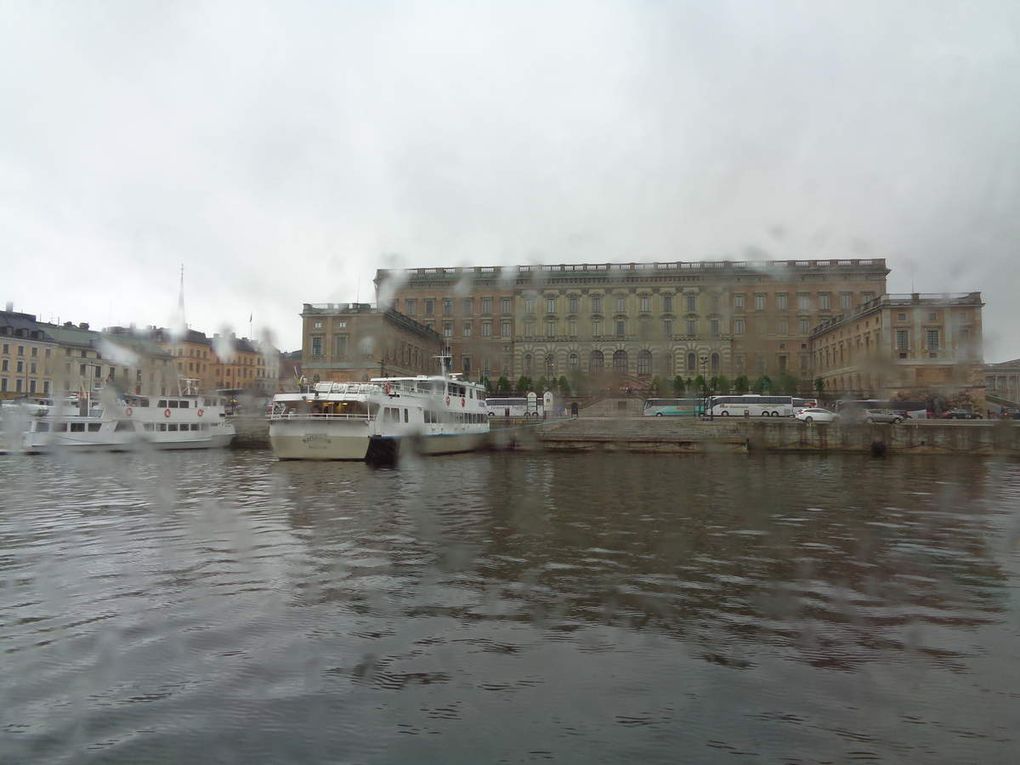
474,371 -> 814,399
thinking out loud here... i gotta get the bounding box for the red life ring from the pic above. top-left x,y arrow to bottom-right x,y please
125,406 -> 133,417
384,383 -> 393,395
163,408 -> 171,418
445,395 -> 451,406
197,408 -> 205,417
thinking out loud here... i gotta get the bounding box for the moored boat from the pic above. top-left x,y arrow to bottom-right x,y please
21,384 -> 235,453
267,362 -> 489,461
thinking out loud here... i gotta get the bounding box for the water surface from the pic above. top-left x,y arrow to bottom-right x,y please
2,450 -> 1019,763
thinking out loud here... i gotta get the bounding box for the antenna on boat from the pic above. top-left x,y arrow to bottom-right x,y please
177,263 -> 187,330
433,353 -> 453,377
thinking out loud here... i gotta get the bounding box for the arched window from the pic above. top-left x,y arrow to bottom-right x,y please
637,350 -> 652,376
613,350 -> 628,373
687,352 -> 697,372
590,351 -> 604,373
711,352 -> 720,375
568,353 -> 579,371
545,353 -> 555,377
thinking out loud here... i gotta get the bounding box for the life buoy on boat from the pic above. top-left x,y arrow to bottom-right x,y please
124,406 -> 133,417
384,383 -> 393,396
163,408 -> 171,418
197,408 -> 205,417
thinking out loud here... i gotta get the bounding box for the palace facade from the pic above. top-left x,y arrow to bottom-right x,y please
374,259 -> 890,387
810,292 -> 985,403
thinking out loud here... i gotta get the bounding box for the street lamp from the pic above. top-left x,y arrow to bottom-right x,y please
700,355 -> 713,421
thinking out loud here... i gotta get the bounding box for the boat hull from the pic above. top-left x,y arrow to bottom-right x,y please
22,432 -> 235,453
269,419 -> 372,460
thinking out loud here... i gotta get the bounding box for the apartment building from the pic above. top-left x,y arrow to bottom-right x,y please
375,259 -> 889,386
811,292 -> 984,401
0,310 -> 58,398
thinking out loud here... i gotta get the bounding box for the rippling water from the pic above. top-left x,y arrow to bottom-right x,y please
2,450 -> 1019,763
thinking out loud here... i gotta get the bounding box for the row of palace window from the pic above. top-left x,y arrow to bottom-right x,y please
0,377 -> 51,393
518,350 -> 727,377
1,344 -> 54,358
425,316 -> 818,340
396,291 -> 873,318
817,328 -> 946,368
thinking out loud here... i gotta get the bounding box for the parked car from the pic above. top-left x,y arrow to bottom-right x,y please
941,409 -> 981,419
863,409 -> 904,424
795,407 -> 838,424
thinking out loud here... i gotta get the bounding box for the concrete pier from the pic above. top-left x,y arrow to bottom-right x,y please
536,417 -> 1020,457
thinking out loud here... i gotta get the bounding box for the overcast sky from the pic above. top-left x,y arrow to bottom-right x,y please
3,0 -> 1019,359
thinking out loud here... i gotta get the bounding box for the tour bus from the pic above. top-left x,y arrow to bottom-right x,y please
485,395 -> 543,417
708,395 -> 815,417
835,399 -> 928,419
642,398 -> 706,417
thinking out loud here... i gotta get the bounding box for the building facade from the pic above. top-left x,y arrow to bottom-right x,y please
1,311 -> 58,398
212,334 -> 280,395
301,303 -> 443,382
375,259 -> 890,387
984,359 -> 1020,409
810,292 -> 985,403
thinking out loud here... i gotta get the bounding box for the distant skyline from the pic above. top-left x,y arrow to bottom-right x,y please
3,1 -> 1019,359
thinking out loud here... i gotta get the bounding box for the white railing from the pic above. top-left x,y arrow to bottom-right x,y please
267,412 -> 372,421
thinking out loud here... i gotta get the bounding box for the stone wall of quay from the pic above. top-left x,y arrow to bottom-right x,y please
534,417 -> 1020,457
229,414 -> 1020,457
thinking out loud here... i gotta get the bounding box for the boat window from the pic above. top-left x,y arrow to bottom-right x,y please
115,420 -> 133,432
70,422 -> 85,432
168,424 -> 178,431
158,400 -> 167,408
403,409 -> 408,423
35,422 -> 50,432
54,422 -> 67,432
140,398 -> 150,407
179,400 -> 190,408
144,423 -> 155,431
158,423 -> 167,431
168,400 -> 179,408
88,423 -> 101,432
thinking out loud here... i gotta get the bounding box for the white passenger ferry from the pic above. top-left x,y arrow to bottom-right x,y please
268,363 -> 489,461
21,381 -> 235,452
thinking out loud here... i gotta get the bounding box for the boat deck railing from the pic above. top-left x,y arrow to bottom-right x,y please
268,412 -> 372,421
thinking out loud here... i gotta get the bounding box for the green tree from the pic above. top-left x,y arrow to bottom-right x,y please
814,377 -> 825,397
693,374 -> 707,394
557,375 -> 571,398
752,375 -> 772,394
496,375 -> 511,394
716,375 -> 730,394
516,376 -> 533,393
537,376 -> 549,394
649,376 -> 662,396
775,373 -> 798,394
734,375 -> 749,394
672,376 -> 686,396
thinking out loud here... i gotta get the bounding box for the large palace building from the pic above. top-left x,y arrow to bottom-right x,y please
374,259 -> 890,386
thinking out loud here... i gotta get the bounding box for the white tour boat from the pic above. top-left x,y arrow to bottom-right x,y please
268,364 -> 489,461
21,382 -> 236,453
